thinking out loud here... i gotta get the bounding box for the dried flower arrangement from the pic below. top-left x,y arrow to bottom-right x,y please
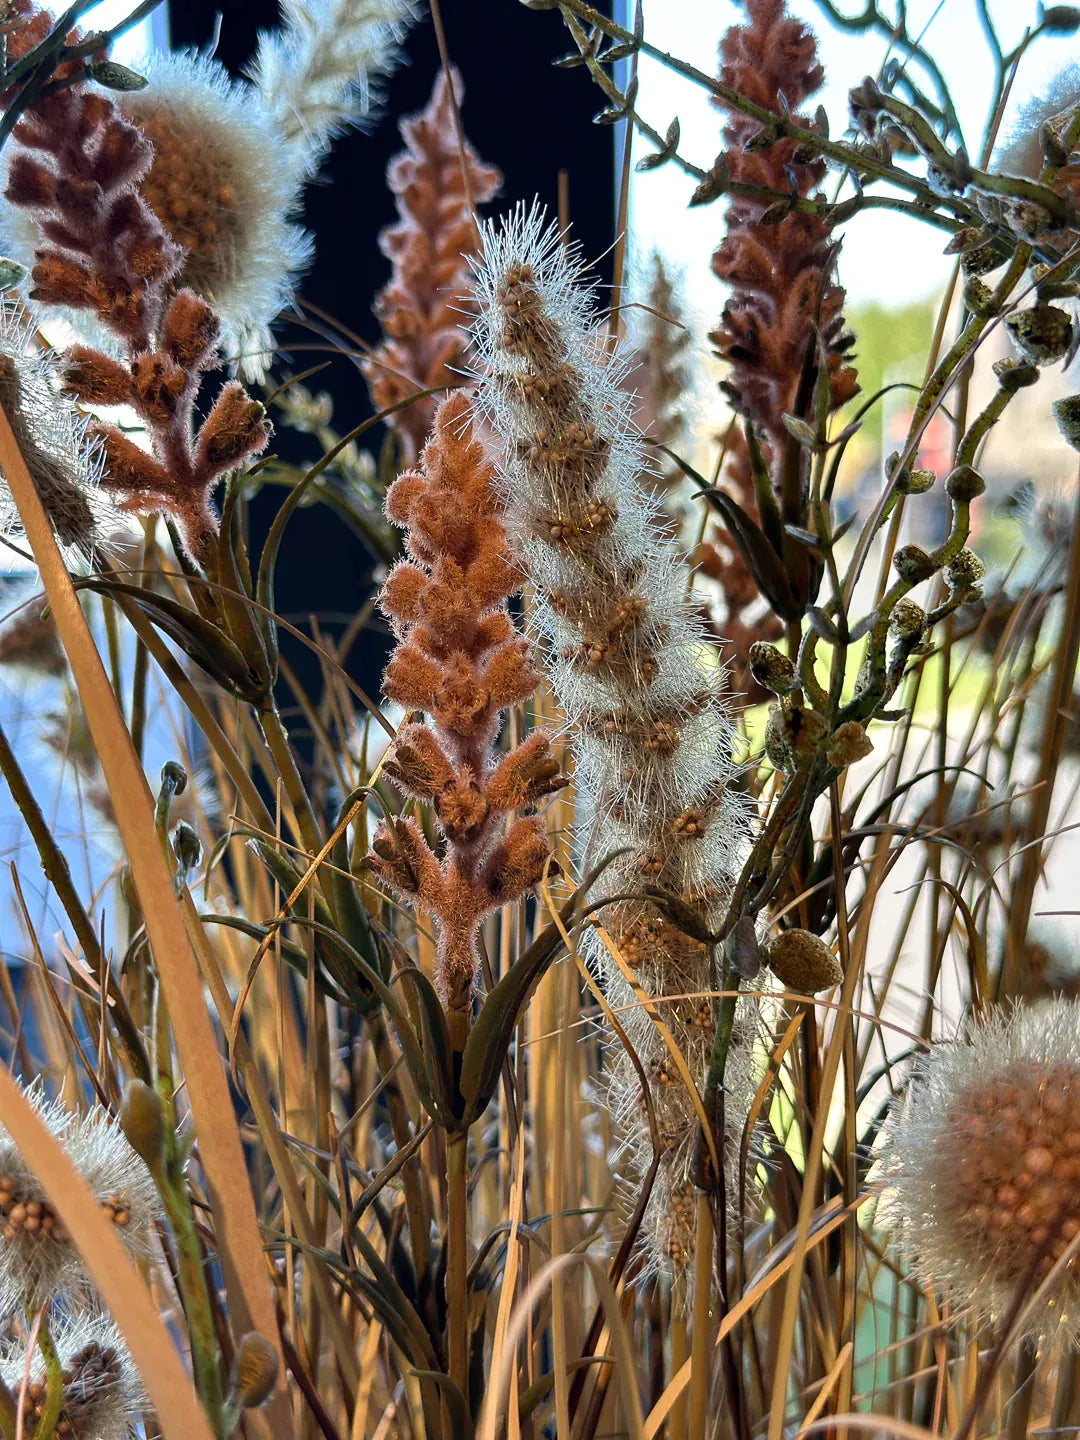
0,0 -> 1079,1436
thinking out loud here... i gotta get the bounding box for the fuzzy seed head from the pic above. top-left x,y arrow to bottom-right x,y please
0,303 -> 110,563
1,1315 -> 141,1440
0,1087 -> 162,1311
118,53 -> 311,377
878,999 -> 1080,1342
471,204 -> 756,1303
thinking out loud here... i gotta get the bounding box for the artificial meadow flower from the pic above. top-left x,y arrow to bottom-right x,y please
879,998 -> 1080,1342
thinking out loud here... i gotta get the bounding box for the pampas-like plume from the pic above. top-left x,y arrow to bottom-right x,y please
369,391 -> 564,1043
1,1314 -> 141,1440
709,0 -> 857,478
0,1089 -> 161,1312
878,998 -> 1080,1343
625,253 -> 692,535
4,20 -> 271,565
0,303 -> 109,563
364,70 -> 501,465
248,0 -> 418,184
470,205 -> 755,1295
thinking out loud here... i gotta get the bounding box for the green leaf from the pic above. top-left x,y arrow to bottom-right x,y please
394,966 -> 456,1120
74,577 -> 263,701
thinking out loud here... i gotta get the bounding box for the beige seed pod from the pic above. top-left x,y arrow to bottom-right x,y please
766,929 -> 842,992
827,720 -> 873,769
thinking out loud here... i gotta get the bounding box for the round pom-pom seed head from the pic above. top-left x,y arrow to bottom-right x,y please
878,998 -> 1080,1342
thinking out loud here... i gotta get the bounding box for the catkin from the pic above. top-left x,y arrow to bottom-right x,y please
471,206 -> 756,1295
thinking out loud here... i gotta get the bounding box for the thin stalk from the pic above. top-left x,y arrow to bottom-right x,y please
1002,455 -> 1080,996
29,1311 -> 62,1440
689,1194 -> 714,1440
445,1129 -> 470,1400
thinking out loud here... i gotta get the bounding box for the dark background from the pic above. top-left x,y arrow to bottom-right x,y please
168,0 -> 616,713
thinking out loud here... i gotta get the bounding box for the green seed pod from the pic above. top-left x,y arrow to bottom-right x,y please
1005,304 -> 1074,366
748,640 -> 796,695
1052,395 -> 1080,450
893,544 -> 936,585
945,464 -> 986,502
119,1080 -> 166,1170
993,357 -> 1040,393
827,720 -> 874,769
231,1332 -> 279,1410
889,597 -> 927,640
766,929 -> 842,993
895,467 -> 936,495
963,276 -> 997,317
946,547 -> 986,592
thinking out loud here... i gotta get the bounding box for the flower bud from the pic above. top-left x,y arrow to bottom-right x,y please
766,929 -> 842,992
889,597 -> 927,640
892,545 -> 935,585
827,720 -> 873,769
231,1332 -> 279,1409
119,1080 -> 165,1170
748,640 -> 796,694
1040,6 -> 1080,33
172,819 -> 202,876
945,464 -> 986,502
895,467 -> 936,495
1005,304 -> 1074,366
993,356 -> 1040,393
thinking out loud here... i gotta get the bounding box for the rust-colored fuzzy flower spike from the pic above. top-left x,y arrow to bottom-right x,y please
709,0 -> 858,479
370,391 -> 563,1045
363,70 -> 502,465
3,6 -> 269,567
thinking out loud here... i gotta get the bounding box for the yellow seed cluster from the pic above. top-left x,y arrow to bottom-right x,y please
942,1061 -> 1080,1283
126,102 -> 239,294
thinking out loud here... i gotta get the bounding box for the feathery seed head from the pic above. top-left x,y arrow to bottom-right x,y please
0,1088 -> 162,1311
248,0 -> 419,183
0,303 -> 110,563
878,999 -> 1080,1342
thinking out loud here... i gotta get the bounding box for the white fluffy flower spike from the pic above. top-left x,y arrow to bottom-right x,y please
878,998 -> 1080,1343
470,204 -> 755,1300
248,0 -> 419,183
0,1088 -> 162,1312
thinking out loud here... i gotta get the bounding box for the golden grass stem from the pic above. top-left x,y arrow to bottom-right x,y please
0,399 -> 289,1427
688,1193 -> 713,1440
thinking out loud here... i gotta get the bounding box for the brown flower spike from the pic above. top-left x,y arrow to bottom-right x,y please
709,0 -> 858,473
363,71 -> 501,465
4,3 -> 269,565
370,392 -> 563,1044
